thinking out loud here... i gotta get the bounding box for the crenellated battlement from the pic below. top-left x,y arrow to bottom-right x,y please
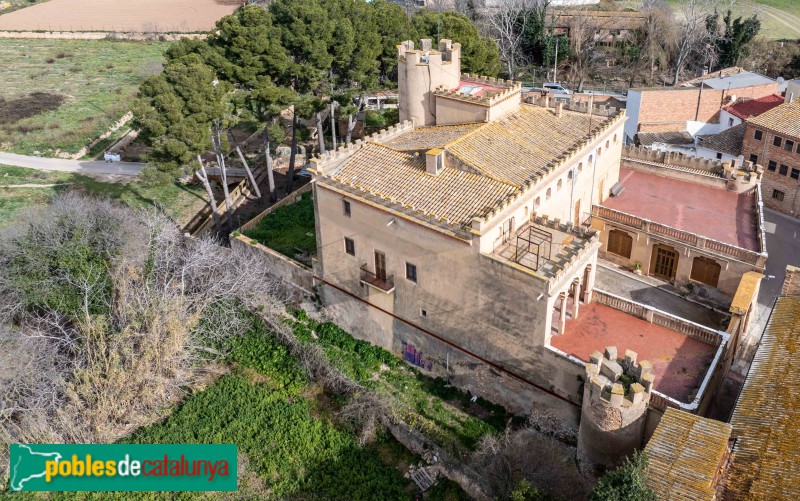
310,120 -> 416,175
585,347 -> 654,411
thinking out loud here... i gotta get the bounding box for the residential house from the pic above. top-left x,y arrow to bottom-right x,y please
741,99 -> 800,217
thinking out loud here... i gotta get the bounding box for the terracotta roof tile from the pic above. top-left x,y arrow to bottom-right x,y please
746,99 -> 800,139
322,143 -> 518,227
645,408 -> 732,500
381,123 -> 483,151
636,130 -> 694,147
445,104 -> 605,186
723,94 -> 784,120
724,296 -> 800,500
697,123 -> 745,156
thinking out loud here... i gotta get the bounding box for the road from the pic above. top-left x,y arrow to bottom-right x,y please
0,152 -> 145,176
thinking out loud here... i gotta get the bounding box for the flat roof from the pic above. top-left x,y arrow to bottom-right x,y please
551,302 -> 717,402
602,168 -> 759,251
645,408 -> 732,500
701,71 -> 774,90
725,296 -> 800,500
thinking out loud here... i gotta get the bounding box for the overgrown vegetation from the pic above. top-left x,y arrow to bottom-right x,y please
589,451 -> 656,501
0,164 -> 208,227
243,192 -> 317,263
0,39 -> 167,155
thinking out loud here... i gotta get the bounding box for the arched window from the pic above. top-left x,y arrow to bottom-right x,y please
613,134 -> 618,143
588,155 -> 594,164
578,162 -> 583,173
557,179 -> 563,191
598,147 -> 603,156
605,140 -> 610,149
546,188 -> 552,200
607,229 -> 633,259
535,197 -> 541,209
691,256 -> 721,287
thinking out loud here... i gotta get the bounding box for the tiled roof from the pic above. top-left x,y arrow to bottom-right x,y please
323,143 -> 518,226
381,123 -> 483,151
746,99 -> 800,138
725,296 -> 800,500
445,104 -> 601,186
636,130 -> 694,147
697,123 -> 745,156
681,67 -> 747,86
723,94 -> 784,120
645,408 -> 732,500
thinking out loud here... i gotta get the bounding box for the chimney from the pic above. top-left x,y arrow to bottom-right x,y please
425,149 -> 444,176
557,101 -> 563,118
544,95 -> 550,109
782,265 -> 800,296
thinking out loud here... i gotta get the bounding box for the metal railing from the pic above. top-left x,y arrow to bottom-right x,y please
359,264 -> 394,293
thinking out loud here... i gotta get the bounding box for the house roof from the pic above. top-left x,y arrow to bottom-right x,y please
746,99 -> 800,139
323,142 -> 518,227
723,94 -> 784,120
696,123 -> 745,156
442,104 -> 606,186
645,408 -> 732,500
680,66 -> 747,86
636,130 -> 694,147
700,71 -> 775,90
724,296 -> 800,500
381,123 -> 483,151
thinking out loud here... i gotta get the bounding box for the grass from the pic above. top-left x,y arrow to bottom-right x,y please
243,192 -> 317,264
0,38 -> 168,156
661,0 -> 800,40
0,164 -> 208,227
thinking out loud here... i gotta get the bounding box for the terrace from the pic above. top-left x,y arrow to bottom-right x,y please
550,290 -> 724,406
602,167 -> 760,252
491,216 -> 598,279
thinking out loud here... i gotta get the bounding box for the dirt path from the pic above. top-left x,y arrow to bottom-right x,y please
0,152 -> 145,176
1,183 -> 72,188
760,5 -> 800,36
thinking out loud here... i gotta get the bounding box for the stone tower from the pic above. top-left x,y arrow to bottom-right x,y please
397,39 -> 461,126
577,346 -> 654,472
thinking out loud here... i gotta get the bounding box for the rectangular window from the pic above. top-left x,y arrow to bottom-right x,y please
792,168 -> 800,180
768,160 -> 777,172
780,164 -> 789,176
344,237 -> 355,255
773,189 -> 785,201
405,262 -> 417,283
786,140 -> 795,152
774,136 -> 783,147
728,118 -> 734,127
748,154 -> 758,164
754,129 -> 763,140
716,152 -> 723,160
342,199 -> 351,217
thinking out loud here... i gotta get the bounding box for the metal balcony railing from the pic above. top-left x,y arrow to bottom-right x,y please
360,264 -> 395,293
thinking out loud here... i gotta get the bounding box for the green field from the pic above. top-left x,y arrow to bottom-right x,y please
0,39 -> 168,156
243,192 -> 318,264
0,165 -> 208,226
663,0 -> 800,40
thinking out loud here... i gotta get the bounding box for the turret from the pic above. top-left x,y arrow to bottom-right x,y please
397,39 -> 461,126
577,346 -> 653,473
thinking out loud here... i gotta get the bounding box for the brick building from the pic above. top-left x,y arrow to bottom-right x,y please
741,99 -> 800,217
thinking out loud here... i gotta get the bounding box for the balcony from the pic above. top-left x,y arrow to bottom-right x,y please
360,264 -> 395,293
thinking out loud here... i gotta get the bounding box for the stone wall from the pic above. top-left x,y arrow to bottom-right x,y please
782,265 -> 800,296
230,235 -> 314,296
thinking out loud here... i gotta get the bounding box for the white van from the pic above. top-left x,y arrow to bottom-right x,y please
542,83 -> 571,96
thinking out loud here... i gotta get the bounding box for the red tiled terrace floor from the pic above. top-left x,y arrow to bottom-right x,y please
550,302 -> 717,402
602,168 -> 759,251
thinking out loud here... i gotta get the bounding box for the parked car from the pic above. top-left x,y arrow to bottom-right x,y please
542,82 -> 571,96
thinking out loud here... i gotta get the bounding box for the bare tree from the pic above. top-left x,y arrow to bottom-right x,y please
568,13 -> 610,92
488,0 -> 531,78
670,0 -> 720,85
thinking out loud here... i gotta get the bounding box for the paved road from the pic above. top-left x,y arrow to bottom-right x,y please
0,152 -> 145,176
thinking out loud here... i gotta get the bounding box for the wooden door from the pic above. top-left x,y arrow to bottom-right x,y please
375,250 -> 387,280
651,245 -> 678,280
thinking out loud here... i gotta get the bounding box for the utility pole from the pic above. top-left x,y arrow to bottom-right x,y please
553,37 -> 559,83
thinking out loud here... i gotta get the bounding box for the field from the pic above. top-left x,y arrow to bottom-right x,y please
0,39 -> 168,156
0,165 -> 209,226
0,0 -> 239,32
663,0 -> 800,40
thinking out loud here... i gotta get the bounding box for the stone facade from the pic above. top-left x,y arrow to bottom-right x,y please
741,121 -> 800,217
578,347 -> 652,471
782,265 -> 800,296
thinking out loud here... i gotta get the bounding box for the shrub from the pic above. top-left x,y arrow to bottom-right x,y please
589,451 -> 656,501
